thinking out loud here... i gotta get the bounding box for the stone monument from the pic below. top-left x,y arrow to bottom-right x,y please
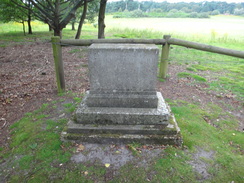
64,44 -> 181,145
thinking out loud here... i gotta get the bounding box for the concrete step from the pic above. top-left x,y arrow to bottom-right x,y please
63,114 -> 182,146
67,121 -> 176,135
63,133 -> 182,146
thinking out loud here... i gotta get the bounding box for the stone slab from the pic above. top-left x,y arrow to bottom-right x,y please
75,92 -> 169,125
64,110 -> 182,146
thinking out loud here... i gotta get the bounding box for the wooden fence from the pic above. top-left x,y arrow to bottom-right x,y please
51,35 -> 244,93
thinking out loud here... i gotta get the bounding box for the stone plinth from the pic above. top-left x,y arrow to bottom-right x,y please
65,44 -> 182,146
87,44 -> 159,108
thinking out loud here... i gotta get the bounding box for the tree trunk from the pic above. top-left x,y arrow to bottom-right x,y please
72,22 -> 76,30
49,24 -> 53,31
54,29 -> 62,38
27,14 -> 32,34
21,21 -> 26,36
98,0 -> 107,39
27,0 -> 32,34
75,0 -> 88,39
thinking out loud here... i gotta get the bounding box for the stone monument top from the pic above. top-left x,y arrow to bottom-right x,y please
86,44 -> 160,108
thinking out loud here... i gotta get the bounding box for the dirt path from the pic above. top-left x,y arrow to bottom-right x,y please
0,42 -> 243,148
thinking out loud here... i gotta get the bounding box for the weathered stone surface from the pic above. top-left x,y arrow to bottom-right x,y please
75,92 -> 169,125
87,44 -> 159,108
64,109 -> 182,146
88,44 -> 159,93
86,93 -> 158,108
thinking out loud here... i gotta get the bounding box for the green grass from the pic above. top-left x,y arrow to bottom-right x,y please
1,97 -> 102,182
170,102 -> 243,182
177,72 -> 207,82
1,95 -> 243,182
106,16 -> 244,100
0,21 -> 97,47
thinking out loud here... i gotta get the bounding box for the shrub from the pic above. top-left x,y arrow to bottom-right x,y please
169,9 -> 178,13
189,12 -> 198,18
151,8 -> 163,13
234,8 -> 244,16
211,10 -> 220,15
130,10 -> 147,18
198,12 -> 210,18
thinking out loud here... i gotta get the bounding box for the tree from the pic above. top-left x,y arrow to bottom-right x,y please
98,0 -> 107,39
0,0 -> 30,35
75,0 -> 88,39
74,0 -> 98,39
11,0 -> 90,37
26,0 -> 33,34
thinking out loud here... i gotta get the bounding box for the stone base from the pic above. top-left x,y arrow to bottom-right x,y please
75,92 -> 169,125
63,113 -> 181,145
63,92 -> 182,146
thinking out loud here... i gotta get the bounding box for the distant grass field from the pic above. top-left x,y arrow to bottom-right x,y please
106,15 -> 244,43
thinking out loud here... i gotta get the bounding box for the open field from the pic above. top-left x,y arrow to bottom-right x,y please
106,15 -> 244,42
0,16 -> 244,182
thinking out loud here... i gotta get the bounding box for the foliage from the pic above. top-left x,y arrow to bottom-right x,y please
198,12 -> 210,19
9,0 -> 92,37
0,0 -> 26,23
234,8 -> 244,16
211,10 -> 220,15
107,0 -> 244,15
113,9 -> 210,19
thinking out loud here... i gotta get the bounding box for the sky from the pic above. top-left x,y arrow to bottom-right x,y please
109,0 -> 244,3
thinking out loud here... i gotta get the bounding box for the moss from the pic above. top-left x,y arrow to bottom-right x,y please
186,67 -> 197,72
177,72 -> 207,82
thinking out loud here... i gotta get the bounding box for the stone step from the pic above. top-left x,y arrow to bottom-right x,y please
67,121 -> 176,135
62,133 -> 182,146
63,114 -> 182,146
75,92 -> 170,125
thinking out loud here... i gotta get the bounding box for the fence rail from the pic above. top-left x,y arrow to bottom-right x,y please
52,35 -> 244,93
61,38 -> 166,46
167,38 -> 244,59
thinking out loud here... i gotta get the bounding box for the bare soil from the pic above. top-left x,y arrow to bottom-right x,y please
0,41 -> 243,149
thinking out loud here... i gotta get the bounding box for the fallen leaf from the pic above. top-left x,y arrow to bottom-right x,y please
76,144 -> 85,152
105,163 -> 110,168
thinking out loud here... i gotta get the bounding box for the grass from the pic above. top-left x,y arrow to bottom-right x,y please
106,15 -> 244,42
0,21 -> 97,47
1,16 -> 244,182
106,16 -> 244,100
1,98 -> 243,182
177,72 -> 207,82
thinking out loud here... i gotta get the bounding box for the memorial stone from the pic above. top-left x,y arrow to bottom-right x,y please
65,43 -> 181,145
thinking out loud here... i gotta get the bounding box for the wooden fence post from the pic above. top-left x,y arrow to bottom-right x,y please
159,35 -> 171,79
51,36 -> 65,93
